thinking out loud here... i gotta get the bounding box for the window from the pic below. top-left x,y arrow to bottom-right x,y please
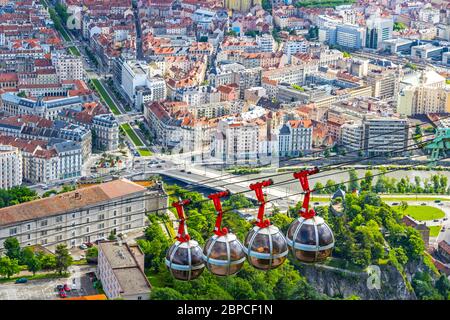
56,235 -> 62,241
56,216 -> 63,223
99,205 -> 105,211
27,234 -> 31,240
41,230 -> 47,236
98,223 -> 105,230
113,210 -> 117,216
98,214 -> 105,220
113,219 -> 117,225
41,220 -> 48,227
125,206 -> 132,213
41,239 -> 47,245
125,216 -> 131,222
126,224 -> 131,230
72,213 -> 76,219
27,224 -> 31,230
86,227 -> 90,233
56,226 -> 62,232
86,218 -> 90,223
9,228 -> 17,236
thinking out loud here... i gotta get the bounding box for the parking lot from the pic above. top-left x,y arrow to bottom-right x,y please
0,265 -> 97,300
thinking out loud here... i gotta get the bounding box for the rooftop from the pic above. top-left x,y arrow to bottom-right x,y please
0,179 -> 146,226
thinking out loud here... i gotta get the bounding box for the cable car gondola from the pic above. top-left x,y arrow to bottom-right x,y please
244,179 -> 288,270
203,190 -> 246,276
165,199 -> 205,281
286,168 -> 335,263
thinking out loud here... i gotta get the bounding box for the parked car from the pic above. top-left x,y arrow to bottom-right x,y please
392,202 -> 399,206
187,171 -> 192,174
434,200 -> 441,203
79,244 -> 88,250
85,242 -> 94,248
58,290 -> 67,298
433,219 -> 439,222
314,202 -> 320,205
56,285 -> 64,291
63,284 -> 71,292
421,203 -> 427,206
15,278 -> 28,284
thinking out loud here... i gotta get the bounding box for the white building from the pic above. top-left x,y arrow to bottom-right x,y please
97,241 -> 151,300
256,34 -> 275,53
0,145 -> 22,189
0,179 -> 168,252
398,69 -> 450,115
278,120 -> 313,157
52,53 -> 84,82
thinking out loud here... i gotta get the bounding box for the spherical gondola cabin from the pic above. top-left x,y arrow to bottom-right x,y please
244,224 -> 288,270
203,191 -> 246,276
286,214 -> 334,263
286,168 -> 334,263
166,239 -> 205,281
165,199 -> 205,281
204,232 -> 246,276
244,179 -> 288,270
330,188 -> 346,216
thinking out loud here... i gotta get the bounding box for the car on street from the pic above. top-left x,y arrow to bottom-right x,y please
79,244 -> 88,250
421,203 -> 427,206
63,284 -> 71,292
392,202 -> 399,206
56,285 -> 64,291
434,200 -> 441,203
58,290 -> 67,298
15,278 -> 28,284
433,219 -> 439,222
314,202 -> 320,205
85,242 -> 94,248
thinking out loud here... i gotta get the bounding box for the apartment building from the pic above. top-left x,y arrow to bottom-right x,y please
278,120 -> 313,157
398,69 -> 450,115
0,179 -> 168,252
97,241 -> 151,300
0,93 -> 83,120
0,145 -> 22,189
52,53 -> 84,82
0,135 -> 82,184
362,117 -> 409,157
92,114 -> 119,151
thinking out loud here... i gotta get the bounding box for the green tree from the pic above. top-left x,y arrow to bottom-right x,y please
151,287 -> 185,300
0,256 -> 20,279
348,169 -> 360,192
4,237 -> 21,261
26,255 -> 42,275
54,244 -> 73,275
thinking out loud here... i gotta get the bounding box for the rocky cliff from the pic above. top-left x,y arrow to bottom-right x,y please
296,259 -> 434,300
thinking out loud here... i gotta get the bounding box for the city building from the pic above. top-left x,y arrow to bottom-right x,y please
97,241 -> 151,300
278,120 -> 313,157
365,15 -> 393,50
0,145 -> 22,189
0,179 -> 168,252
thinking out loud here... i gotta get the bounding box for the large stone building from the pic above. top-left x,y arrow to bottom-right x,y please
97,241 -> 151,300
0,179 -> 168,252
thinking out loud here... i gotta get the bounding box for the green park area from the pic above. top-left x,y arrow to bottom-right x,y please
121,124 -> 144,147
138,148 -> 153,157
68,46 -> 81,56
402,206 -> 445,221
91,79 -> 121,115
429,225 -> 442,237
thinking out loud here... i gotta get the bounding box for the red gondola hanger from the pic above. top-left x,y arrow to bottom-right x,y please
244,179 -> 288,270
208,190 -> 230,236
249,178 -> 273,228
165,198 -> 205,281
203,190 -> 246,276
173,198 -> 191,242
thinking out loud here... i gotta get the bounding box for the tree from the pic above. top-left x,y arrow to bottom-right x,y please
54,244 -> 73,275
348,169 -> 360,192
26,255 -> 42,276
0,256 -> 20,279
108,231 -> 117,241
4,237 -> 21,261
36,253 -> 56,270
151,287 -> 185,300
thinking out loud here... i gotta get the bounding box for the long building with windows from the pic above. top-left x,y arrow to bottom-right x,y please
0,179 -> 168,252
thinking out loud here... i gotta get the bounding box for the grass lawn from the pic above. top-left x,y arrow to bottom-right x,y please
147,272 -> 165,288
121,124 -> 144,147
68,46 -> 81,56
402,205 -> 445,221
91,79 -> 121,115
429,225 -> 442,237
0,272 -> 68,284
138,148 -> 152,156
